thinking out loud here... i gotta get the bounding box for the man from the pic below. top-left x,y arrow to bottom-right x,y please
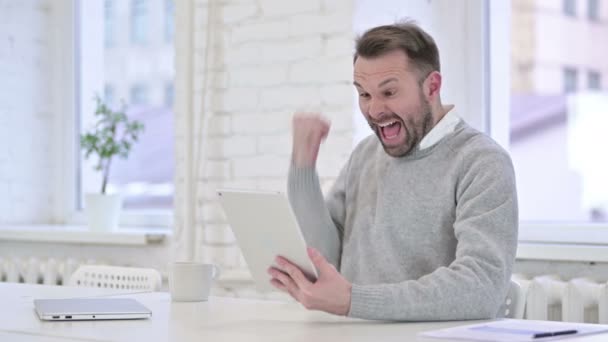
267,21 -> 518,321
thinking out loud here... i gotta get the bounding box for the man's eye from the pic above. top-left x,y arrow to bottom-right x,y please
359,93 -> 370,99
384,91 -> 395,97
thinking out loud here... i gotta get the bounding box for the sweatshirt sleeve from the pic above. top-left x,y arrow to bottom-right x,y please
287,161 -> 348,270
348,146 -> 519,321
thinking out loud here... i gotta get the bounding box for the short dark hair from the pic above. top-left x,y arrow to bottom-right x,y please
354,21 -> 440,79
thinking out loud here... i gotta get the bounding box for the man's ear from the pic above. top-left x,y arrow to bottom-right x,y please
423,71 -> 442,100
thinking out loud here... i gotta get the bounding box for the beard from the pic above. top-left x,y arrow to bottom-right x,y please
368,94 -> 434,158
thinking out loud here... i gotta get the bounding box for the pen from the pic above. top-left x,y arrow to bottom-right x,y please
533,329 -> 578,339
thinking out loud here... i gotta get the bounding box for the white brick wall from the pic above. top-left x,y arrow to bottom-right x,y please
222,4 -> 259,24
174,0 -> 356,292
259,0 -> 321,17
0,0 -> 54,224
231,20 -> 290,43
229,65 -> 289,87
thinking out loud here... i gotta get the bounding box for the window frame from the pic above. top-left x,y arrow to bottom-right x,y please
53,0 -> 172,229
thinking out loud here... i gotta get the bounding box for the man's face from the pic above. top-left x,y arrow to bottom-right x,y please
354,50 -> 434,157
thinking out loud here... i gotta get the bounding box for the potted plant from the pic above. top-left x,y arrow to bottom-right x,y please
80,95 -> 145,231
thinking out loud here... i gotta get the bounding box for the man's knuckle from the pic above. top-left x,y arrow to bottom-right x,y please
283,265 -> 294,275
300,289 -> 313,301
301,299 -> 313,310
300,283 -> 312,293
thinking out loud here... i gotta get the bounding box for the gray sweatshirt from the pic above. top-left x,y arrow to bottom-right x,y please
287,119 -> 518,321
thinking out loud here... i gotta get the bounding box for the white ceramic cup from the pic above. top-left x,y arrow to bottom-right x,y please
169,262 -> 221,302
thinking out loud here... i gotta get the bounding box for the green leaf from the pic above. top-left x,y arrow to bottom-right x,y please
80,93 -> 145,189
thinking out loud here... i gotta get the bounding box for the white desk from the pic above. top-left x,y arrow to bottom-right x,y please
0,283 -> 604,342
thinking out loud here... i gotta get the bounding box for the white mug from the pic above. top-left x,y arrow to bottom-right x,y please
169,262 -> 221,302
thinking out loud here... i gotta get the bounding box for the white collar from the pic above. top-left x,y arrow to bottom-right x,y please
418,107 -> 461,150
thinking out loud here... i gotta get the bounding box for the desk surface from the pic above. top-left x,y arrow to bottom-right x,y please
1,283 -> 605,342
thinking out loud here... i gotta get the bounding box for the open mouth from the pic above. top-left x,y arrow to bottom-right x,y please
378,120 -> 402,142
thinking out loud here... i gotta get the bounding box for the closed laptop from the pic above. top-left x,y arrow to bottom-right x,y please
34,298 -> 152,321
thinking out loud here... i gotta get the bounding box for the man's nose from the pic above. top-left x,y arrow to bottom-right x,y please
367,99 -> 386,120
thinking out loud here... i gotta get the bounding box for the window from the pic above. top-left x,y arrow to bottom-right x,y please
588,0 -> 600,21
563,67 -> 578,93
165,0 -> 174,43
510,2 -> 608,224
164,82 -> 174,107
588,71 -> 602,90
130,83 -> 149,105
564,0 -> 577,16
104,84 -> 115,106
104,0 -> 114,47
131,0 -> 148,45
78,0 -> 175,213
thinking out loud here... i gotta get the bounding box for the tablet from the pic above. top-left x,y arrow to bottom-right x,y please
217,189 -> 318,292
34,298 -> 152,321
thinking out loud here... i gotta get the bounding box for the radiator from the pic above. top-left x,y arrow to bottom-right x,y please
516,273 -> 608,323
0,257 -> 83,286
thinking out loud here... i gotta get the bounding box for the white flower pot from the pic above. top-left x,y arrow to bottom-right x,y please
84,193 -> 123,231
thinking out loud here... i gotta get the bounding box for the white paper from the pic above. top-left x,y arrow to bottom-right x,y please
419,319 -> 608,342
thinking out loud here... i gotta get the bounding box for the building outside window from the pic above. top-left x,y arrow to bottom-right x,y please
511,0 -> 608,223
